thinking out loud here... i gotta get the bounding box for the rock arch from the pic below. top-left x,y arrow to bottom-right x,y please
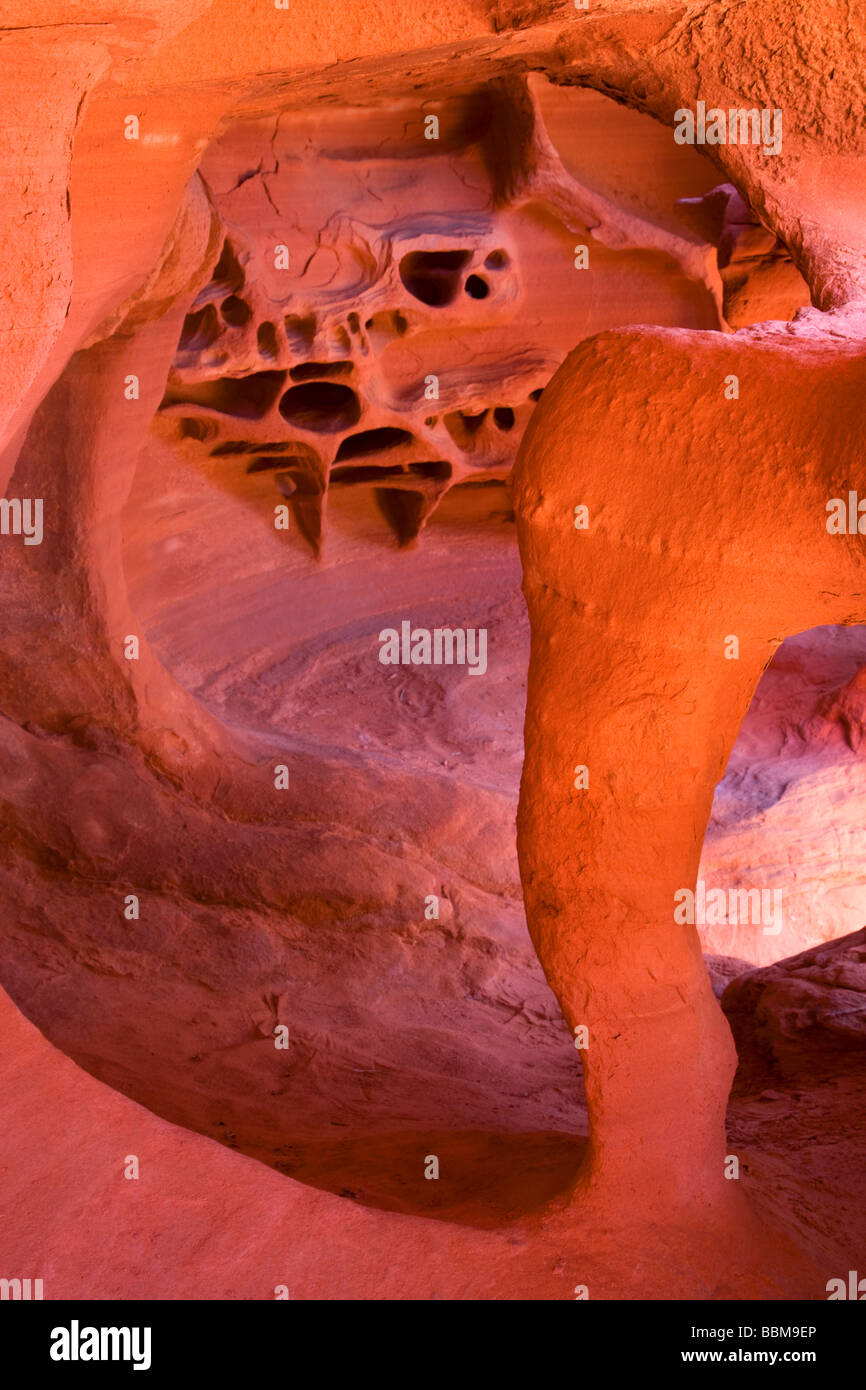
1,0 -> 865,1299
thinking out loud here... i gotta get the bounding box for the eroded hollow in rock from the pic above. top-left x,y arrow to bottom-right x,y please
399,249 -> 472,305
465,273 -> 489,299
221,295 -> 253,327
159,78 -> 791,557
289,361 -> 353,382
164,370 -> 285,419
211,238 -> 245,292
257,321 -> 279,359
334,428 -> 413,460
180,304 -> 222,351
279,381 -> 361,431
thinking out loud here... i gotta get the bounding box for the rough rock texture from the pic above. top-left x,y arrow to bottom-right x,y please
704,953 -> 755,1001
723,928 -> 866,1084
1,0 -> 865,1303
159,82 -> 725,550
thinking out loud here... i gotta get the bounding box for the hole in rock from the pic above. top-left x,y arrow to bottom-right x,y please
276,465 -> 323,496
278,472 -> 325,552
444,409 -> 490,449
364,309 -> 410,347
210,237 -> 245,295
212,440 -> 293,456
693,620 -> 866,1201
465,274 -> 489,300
221,295 -> 252,327
493,407 -> 515,431
247,453 -> 314,474
484,249 -> 508,269
164,370 -> 285,419
409,460 -> 451,481
279,381 -> 360,432
177,416 -> 216,442
289,361 -> 353,382
179,304 -> 222,351
459,410 -> 487,434
454,475 -> 509,488
284,313 -> 317,349
374,486 -> 427,543
331,459 -> 450,486
701,623 -> 866,973
257,321 -> 279,358
334,428 -> 413,461
399,249 -> 472,306
331,463 -> 406,485
529,387 -> 544,401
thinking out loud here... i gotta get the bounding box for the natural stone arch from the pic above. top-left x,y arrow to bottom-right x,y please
1,0 -> 865,1300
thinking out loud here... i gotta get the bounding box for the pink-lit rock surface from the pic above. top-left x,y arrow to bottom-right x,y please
1,0 -> 865,1304
4,974 -> 849,1300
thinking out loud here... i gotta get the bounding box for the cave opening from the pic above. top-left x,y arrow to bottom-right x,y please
399,248 -> 473,306
1,70 -> 835,1250
108,81 -> 818,1224
690,623 -> 866,1229
4,0 -> 866,1307
278,380 -> 361,431
702,622 -> 866,970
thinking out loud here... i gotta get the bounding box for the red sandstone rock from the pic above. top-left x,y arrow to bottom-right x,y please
1,0 -> 865,1306
723,928 -> 866,1084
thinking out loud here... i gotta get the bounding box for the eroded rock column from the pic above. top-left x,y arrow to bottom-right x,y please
512,313 -> 866,1213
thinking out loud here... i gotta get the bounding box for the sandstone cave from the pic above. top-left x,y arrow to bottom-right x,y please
1,0 -> 865,1311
